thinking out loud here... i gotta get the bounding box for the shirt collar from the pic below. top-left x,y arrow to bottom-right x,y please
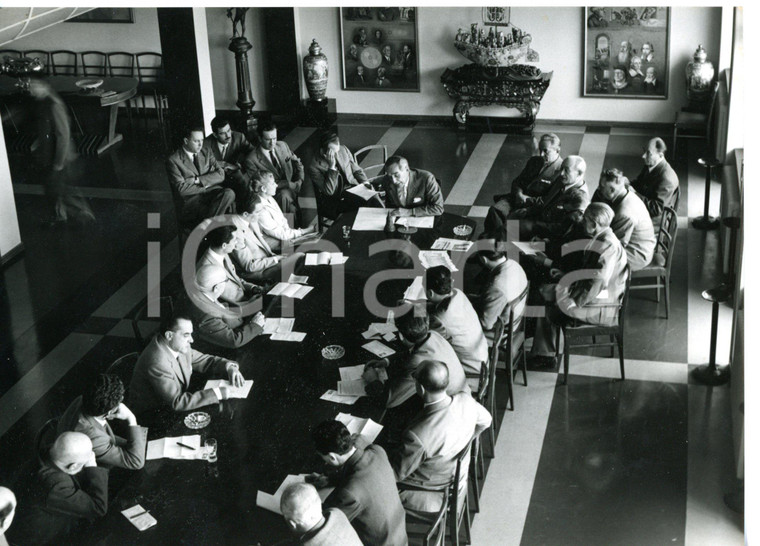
424,395 -> 450,408
94,416 -> 108,427
648,156 -> 664,172
183,148 -> 197,161
207,248 -> 226,264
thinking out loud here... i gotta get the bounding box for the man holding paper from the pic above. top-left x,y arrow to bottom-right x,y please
380,156 -> 444,218
307,420 -> 408,546
129,313 -> 246,415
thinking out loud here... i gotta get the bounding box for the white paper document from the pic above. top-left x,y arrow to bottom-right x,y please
262,317 -> 295,335
419,251 -> 459,271
268,282 -> 314,299
335,413 -> 384,443
146,435 -> 204,460
271,331 -> 307,342
352,207 -> 388,231
204,379 -> 253,399
256,474 -> 334,515
346,183 -> 379,201
362,340 -> 395,358
395,216 -> 435,229
122,504 -> 158,531
320,389 -> 362,404
288,274 -> 309,284
361,322 -> 398,340
431,238 -> 473,252
337,379 -> 367,396
339,364 -> 365,382
305,252 -> 348,266
510,241 -> 544,256
403,276 -> 426,301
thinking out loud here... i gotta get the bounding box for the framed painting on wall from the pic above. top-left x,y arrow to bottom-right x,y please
583,7 -> 669,99
340,7 -> 420,92
68,8 -> 134,23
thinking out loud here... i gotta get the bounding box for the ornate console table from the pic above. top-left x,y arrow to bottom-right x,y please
441,64 -> 552,130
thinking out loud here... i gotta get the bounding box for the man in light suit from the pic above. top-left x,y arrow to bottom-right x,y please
389,360 -> 491,514
476,247 -> 528,345
630,137 -> 679,231
280,483 -> 362,546
307,421 -> 408,546
308,133 -> 381,216
424,266 -> 488,388
128,313 -> 245,415
57,374 -> 147,470
229,213 -> 304,282
380,155 -> 444,217
166,127 -> 234,228
188,265 -> 266,350
202,116 -> 255,210
244,120 -> 304,217
196,225 -> 262,305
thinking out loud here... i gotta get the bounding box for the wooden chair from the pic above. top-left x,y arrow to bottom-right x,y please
468,362 -> 489,514
106,51 -> 135,77
50,50 -> 78,76
135,52 -> 169,146
80,51 -> 107,76
130,296 -> 173,350
630,207 -> 679,318
672,80 -> 719,157
35,418 -> 59,456
354,143 -> 388,181
558,266 -> 632,384
484,320 -> 504,459
22,50 -> 50,74
106,352 -> 140,396
0,49 -> 23,59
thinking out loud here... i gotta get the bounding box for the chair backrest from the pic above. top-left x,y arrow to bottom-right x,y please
487,317 -> 505,423
0,49 -> 22,59
670,186 -> 681,214
655,206 -> 679,272
135,52 -> 164,84
34,418 -> 59,459
502,280 -> 529,336
131,296 -> 173,349
106,51 -> 135,77
617,264 -> 633,333
21,50 -> 50,75
106,352 -> 140,394
80,50 -> 107,76
448,437 -> 474,538
475,361 -> 488,405
50,50 -> 78,76
355,144 -> 388,179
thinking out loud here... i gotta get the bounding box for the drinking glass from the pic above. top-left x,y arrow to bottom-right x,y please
204,438 -> 218,463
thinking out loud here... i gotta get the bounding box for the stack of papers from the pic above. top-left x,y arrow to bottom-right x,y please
268,282 -> 314,299
256,474 -> 334,515
361,340 -> 395,358
337,379 -> 366,396
204,379 -> 253,399
121,505 -> 158,531
335,413 -> 384,443
320,389 -> 362,404
510,241 -> 544,256
431,238 -> 473,252
352,207 -> 388,231
346,184 -> 380,201
338,364 -> 387,383
287,274 -> 309,284
146,435 -> 205,460
262,317 -> 295,335
361,322 -> 398,341
419,251 -> 459,271
271,331 -> 307,342
305,252 -> 348,266
395,216 -> 435,229
403,276 -> 426,301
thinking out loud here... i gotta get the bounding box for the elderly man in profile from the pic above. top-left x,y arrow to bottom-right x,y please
380,155 -> 444,218
629,137 -> 679,232
280,482 -> 362,546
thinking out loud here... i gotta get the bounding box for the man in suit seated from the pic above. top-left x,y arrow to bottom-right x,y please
229,212 -> 304,282
202,116 -> 255,210
362,308 -> 468,410
306,420 -> 408,546
280,482 -> 362,546
389,360 -> 491,515
244,120 -> 304,217
424,266 -> 488,388
128,313 -> 246,415
57,374 -> 147,470
308,132 -> 381,216
528,203 -> 628,367
166,127 -> 235,228
485,133 -> 564,235
380,155 -> 444,218
476,247 -> 528,345
0,487 -> 16,546
630,137 -> 679,233
7,432 -> 107,545
593,168 -> 656,271
197,225 -> 262,305
188,265 -> 266,349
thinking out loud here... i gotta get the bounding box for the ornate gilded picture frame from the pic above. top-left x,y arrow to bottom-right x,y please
340,7 -> 420,92
583,7 -> 670,99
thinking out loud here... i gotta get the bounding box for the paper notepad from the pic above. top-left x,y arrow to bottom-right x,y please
361,321 -> 398,340
288,274 -> 309,284
268,282 -> 314,299
403,276 -> 426,301
362,341 -> 395,358
256,474 -> 334,515
305,252 -> 348,266
339,365 -> 365,382
395,216 -> 435,229
122,504 -> 158,531
335,413 -> 384,443
320,390 -> 362,404
263,317 -> 295,335
419,251 -> 459,271
431,238 -> 473,252
346,183 -> 379,201
146,435 -> 204,460
337,379 -> 367,396
352,207 -> 388,231
271,331 -> 307,342
511,241 -> 544,256
204,379 -> 253,399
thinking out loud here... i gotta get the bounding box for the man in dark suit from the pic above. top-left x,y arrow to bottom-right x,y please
280,483 -> 362,546
308,420 -> 408,546
57,374 -> 147,470
7,432 -> 108,545
166,127 -> 234,228
380,155 -> 444,217
630,137 -> 679,230
202,116 -> 255,210
389,360 -> 491,514
128,313 -> 245,415
244,120 -> 304,217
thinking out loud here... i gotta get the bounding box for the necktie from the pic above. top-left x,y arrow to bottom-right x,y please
397,183 -> 407,207
221,144 -> 228,159
193,153 -> 201,174
270,150 -> 282,177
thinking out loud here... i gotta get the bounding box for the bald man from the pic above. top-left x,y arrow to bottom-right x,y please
630,137 -> 679,230
280,482 -> 362,546
8,432 -> 108,545
390,360 -> 491,514
0,487 -> 16,546
380,155 -> 444,217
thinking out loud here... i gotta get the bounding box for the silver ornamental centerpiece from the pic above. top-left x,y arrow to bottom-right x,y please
0,55 -> 44,91
303,39 -> 328,102
685,44 -> 715,108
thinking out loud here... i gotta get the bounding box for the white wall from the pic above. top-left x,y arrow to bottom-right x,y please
205,8 -> 268,112
10,7 -> 161,54
285,6 -> 721,123
0,122 -> 21,261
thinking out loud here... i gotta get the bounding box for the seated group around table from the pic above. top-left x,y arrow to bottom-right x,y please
3,127 -> 679,545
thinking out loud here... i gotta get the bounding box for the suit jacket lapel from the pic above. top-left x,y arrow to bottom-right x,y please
181,150 -> 199,175
250,222 -> 273,255
407,171 -> 420,205
157,339 -> 189,387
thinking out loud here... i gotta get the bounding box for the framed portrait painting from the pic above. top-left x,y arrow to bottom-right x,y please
68,8 -> 134,23
583,7 -> 670,99
340,7 -> 420,92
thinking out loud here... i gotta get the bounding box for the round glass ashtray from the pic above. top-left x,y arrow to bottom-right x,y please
184,412 -> 211,429
321,345 -> 346,360
453,224 -> 473,237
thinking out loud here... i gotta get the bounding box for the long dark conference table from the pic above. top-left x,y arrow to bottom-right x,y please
79,210 -> 477,545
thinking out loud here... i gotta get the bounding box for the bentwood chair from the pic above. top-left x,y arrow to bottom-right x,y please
630,207 -> 679,318
35,418 -> 59,456
106,352 -> 140,397
130,296 -> 174,350
672,80 -> 719,158
80,51 -> 107,76
468,362 -> 489,514
50,50 -> 78,75
355,144 -> 388,181
135,52 -> 169,146
0,49 -> 23,60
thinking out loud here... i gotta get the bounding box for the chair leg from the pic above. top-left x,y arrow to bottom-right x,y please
507,357 -> 515,412
463,496 -> 472,545
562,331 -> 570,385
521,349 -> 528,386
672,126 -> 678,159
617,334 -> 625,380
610,335 -> 615,358
664,274 -> 671,319
451,503 -> 460,546
469,467 -> 480,514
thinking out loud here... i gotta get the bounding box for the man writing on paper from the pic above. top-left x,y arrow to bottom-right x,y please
306,420 -> 408,546
129,313 -> 246,415
280,483 -> 361,546
380,156 -> 444,218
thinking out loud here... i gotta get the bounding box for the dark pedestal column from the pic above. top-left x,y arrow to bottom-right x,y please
299,98 -> 337,128
262,8 -> 301,120
228,37 -> 257,138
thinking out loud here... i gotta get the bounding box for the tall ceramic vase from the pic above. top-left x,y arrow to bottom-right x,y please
685,44 -> 715,110
303,39 -> 328,103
